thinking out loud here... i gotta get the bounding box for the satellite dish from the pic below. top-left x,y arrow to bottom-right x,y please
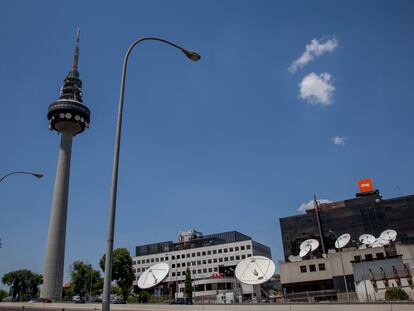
235,256 -> 275,285
379,229 -> 397,242
335,233 -> 351,249
378,238 -> 390,246
300,239 -> 319,252
299,246 -> 311,258
288,255 -> 302,262
371,239 -> 384,248
137,263 -> 170,289
359,234 -> 375,245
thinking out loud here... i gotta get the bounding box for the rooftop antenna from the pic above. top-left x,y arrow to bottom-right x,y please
313,195 -> 326,256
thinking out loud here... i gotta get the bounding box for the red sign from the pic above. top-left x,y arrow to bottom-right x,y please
358,178 -> 373,192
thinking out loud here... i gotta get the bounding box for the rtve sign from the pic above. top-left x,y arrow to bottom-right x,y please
358,178 -> 373,192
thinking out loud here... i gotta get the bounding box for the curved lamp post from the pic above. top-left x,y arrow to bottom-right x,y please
102,38 -> 200,311
0,171 -> 43,183
329,230 -> 350,302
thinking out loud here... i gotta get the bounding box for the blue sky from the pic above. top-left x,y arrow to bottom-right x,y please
1,0 -> 414,282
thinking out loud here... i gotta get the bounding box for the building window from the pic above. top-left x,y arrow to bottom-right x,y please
165,257 -> 168,261
213,258 -> 218,263
318,263 -> 326,271
187,253 -> 190,258
151,258 -> 154,263
236,255 -> 240,260
192,270 -> 196,274
177,272 -> 181,276
224,257 -> 229,262
213,250 -> 217,254
192,261 -> 196,266
172,256 -> 175,260
177,255 -> 180,259
300,265 -> 307,273
241,255 -> 246,259
246,245 -> 251,250
156,258 -> 159,262
202,260 -> 206,264
182,262 -> 185,267
192,253 -> 195,257
241,246 -> 245,250
230,256 -> 234,261
202,251 -> 206,256
224,248 -> 228,253
376,252 -> 385,259
219,258 -> 223,262
229,247 -> 233,252
146,259 -> 149,263
160,257 -> 164,261
172,272 -> 176,277
206,283 -> 212,291
137,268 -> 140,272
354,255 -> 361,261
172,264 -> 175,268
309,265 -> 316,272
197,260 -> 201,265
137,260 -> 140,264
235,247 -> 239,251
208,268 -> 212,272
207,250 -> 211,255
203,268 -> 207,273
198,269 -> 201,274
177,263 -> 181,268
197,252 -> 201,256
208,259 -> 212,264
247,254 -> 252,257
218,249 -> 222,254
365,254 -> 373,261
182,271 -> 186,276
214,267 -> 218,272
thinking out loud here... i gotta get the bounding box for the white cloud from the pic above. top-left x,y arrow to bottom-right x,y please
299,72 -> 335,105
289,37 -> 338,73
333,136 -> 346,146
298,199 -> 332,212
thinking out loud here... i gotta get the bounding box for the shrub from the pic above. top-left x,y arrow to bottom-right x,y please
384,287 -> 409,301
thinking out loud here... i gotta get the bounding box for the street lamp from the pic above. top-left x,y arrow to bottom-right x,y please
329,230 -> 350,302
0,171 -> 43,183
102,37 -> 200,311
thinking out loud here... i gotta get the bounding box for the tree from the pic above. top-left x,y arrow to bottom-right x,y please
100,248 -> 134,301
384,287 -> 409,301
2,269 -> 42,301
184,268 -> 193,302
70,261 -> 102,300
0,289 -> 8,301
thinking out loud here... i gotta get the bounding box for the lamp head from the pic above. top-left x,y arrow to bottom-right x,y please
182,49 -> 201,61
32,173 -> 44,179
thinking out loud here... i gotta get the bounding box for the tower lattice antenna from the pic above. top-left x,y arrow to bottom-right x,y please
72,28 -> 80,72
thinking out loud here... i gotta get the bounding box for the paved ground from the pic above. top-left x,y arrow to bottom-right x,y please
0,303 -> 413,311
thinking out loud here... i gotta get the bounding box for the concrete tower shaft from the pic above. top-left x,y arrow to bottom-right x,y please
41,29 -> 90,302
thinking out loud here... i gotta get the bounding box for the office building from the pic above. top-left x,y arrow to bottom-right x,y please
133,229 -> 271,302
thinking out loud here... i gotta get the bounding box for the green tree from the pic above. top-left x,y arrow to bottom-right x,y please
100,248 -> 134,301
0,289 -> 8,301
2,269 -> 42,301
70,261 -> 102,300
184,268 -> 192,302
384,287 -> 409,301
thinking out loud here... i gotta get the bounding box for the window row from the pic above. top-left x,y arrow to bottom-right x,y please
133,245 -> 251,265
300,263 -> 326,273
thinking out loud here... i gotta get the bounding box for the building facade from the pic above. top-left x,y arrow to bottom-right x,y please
278,189 -> 414,302
132,230 -> 271,302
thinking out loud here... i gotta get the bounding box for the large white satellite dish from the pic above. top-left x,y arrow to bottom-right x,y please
299,239 -> 319,252
371,239 -> 384,248
137,263 -> 170,289
379,229 -> 397,242
235,256 -> 275,285
359,234 -> 375,245
335,233 -> 351,249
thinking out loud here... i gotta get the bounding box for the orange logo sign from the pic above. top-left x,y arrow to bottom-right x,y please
358,178 -> 373,192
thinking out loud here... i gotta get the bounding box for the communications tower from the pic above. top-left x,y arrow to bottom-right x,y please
41,29 -> 90,301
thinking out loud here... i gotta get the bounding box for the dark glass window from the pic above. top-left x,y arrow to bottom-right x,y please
206,283 -> 212,291
202,260 -> 206,264
376,252 -> 385,259
219,258 -> 223,262
208,259 -> 212,264
197,252 -> 201,256
224,248 -> 228,253
230,256 -> 234,261
235,247 -> 239,251
213,258 -> 218,263
236,255 -> 240,260
300,265 -> 307,273
354,255 -> 361,261
213,250 -> 217,254
208,268 -> 212,272
241,246 -> 245,250
309,264 -> 316,272
203,268 -> 207,273
365,254 -> 373,261
197,260 -> 201,265
207,250 -> 211,255
198,269 -> 201,274
229,248 -> 234,252
192,253 -> 195,257
218,249 -> 223,253
318,263 -> 326,271
246,245 -> 251,250
241,255 -> 246,259
172,256 -> 175,260
187,253 -> 190,258
172,264 -> 175,268
224,257 -> 229,262
202,251 -> 206,256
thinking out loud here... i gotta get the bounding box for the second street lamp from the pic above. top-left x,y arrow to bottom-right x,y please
102,37 -> 200,311
0,171 -> 43,183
